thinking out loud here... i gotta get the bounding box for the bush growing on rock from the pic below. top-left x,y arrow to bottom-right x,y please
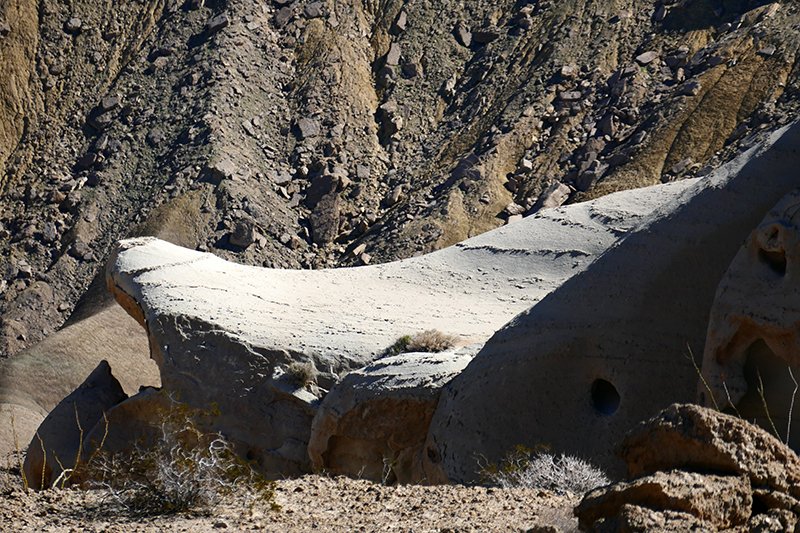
285,362 -> 318,388
388,329 -> 459,356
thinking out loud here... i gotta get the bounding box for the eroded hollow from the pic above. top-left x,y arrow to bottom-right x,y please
591,379 -> 620,415
734,339 -> 799,450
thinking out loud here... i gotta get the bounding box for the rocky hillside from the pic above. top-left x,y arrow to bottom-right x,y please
0,0 -> 798,356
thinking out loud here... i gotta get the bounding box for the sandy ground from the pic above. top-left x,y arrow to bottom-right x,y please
0,466 -> 579,532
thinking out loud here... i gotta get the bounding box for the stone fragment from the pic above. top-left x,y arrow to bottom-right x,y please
670,158 -> 692,174
305,174 -> 339,207
207,13 -> 230,35
454,23 -> 471,47
504,203 -> 525,216
275,7 -> 292,27
310,193 -> 340,244
356,165 -> 371,180
308,349 -> 475,484
23,361 -> 127,490
69,238 -> 92,261
297,117 -> 320,139
384,184 -> 403,206
304,1 -> 322,18
653,4 -> 668,21
146,128 -> 164,145
682,80 -> 702,96
77,151 -> 98,169
386,43 -> 401,66
635,51 -> 659,65
0,21 -> 10,37
559,91 -> 581,102
529,183 -> 571,213
393,10 -> 407,32
576,470 -> 752,530
208,159 -> 236,183
100,96 -> 120,112
229,220 -> 258,247
758,45 -> 776,57
560,65 -> 578,79
65,18 -> 82,34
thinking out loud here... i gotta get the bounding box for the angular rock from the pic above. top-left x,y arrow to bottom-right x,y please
304,2 -> 322,18
305,173 -> 339,207
229,220 -> 258,247
310,192 -> 340,244
454,23 -> 471,47
423,123 -> 800,483
392,10 -> 407,32
576,470 -> 752,530
275,7 -> 292,27
23,361 -> 127,490
207,13 -> 230,35
65,18 -> 82,34
618,404 -> 800,498
682,80 -> 702,96
308,348 -> 475,484
386,43 -> 401,66
635,51 -> 659,65
297,117 -> 320,139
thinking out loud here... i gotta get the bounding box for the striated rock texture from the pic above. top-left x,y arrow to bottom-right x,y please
577,404 -> 800,533
700,187 -> 800,449
307,347 -> 476,484
422,120 -> 800,483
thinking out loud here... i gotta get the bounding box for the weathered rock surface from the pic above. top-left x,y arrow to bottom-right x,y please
617,404 -> 800,498
307,346 -> 477,484
700,187 -> 800,449
104,178 -> 700,475
423,121 -> 800,483
22,360 -> 126,490
577,404 -> 800,533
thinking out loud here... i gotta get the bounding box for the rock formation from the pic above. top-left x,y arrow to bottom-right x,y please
307,346 -> 477,484
576,403 -> 800,532
700,188 -> 800,449
90,177 -> 697,476
422,120 -> 800,483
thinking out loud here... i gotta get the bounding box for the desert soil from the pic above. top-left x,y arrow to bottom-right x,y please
0,467 -> 577,532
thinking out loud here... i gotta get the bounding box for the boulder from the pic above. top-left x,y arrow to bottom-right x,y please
23,360 -> 127,490
308,347 -> 476,484
422,121 -> 800,483
577,404 -> 800,533
700,187 -> 800,449
104,177 -> 695,475
575,470 -> 752,531
617,403 -> 800,498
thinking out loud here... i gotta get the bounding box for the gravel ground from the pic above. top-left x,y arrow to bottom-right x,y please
0,467 -> 579,532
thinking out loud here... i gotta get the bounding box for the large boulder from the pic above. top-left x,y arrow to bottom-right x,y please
22,360 -> 127,490
700,187 -> 800,449
104,178 -> 696,476
308,347 -> 476,484
423,121 -> 800,483
576,404 -> 800,533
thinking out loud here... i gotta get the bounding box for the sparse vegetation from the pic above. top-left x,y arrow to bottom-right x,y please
85,398 -> 279,516
387,329 -> 459,356
285,362 -> 318,388
480,445 -> 609,496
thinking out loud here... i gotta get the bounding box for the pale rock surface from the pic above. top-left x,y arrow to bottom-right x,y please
106,179 -> 698,475
423,121 -> 800,483
307,346 -> 477,483
700,187 -> 800,449
22,360 -> 127,490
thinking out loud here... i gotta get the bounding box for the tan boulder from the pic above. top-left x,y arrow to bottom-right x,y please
700,187 -> 800,449
22,360 -> 127,490
575,470 -> 752,531
308,348 -> 475,484
617,403 -> 800,498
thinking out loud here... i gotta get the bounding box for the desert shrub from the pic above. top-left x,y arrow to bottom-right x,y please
285,362 -> 317,388
86,399 -> 279,516
388,329 -> 459,356
480,445 -> 609,496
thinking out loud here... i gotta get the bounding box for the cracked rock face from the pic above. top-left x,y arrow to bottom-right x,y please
700,188 -> 800,451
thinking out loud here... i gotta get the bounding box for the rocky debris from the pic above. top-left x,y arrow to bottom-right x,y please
64,18 -> 82,34
700,187 -> 800,448
576,404 -> 800,532
386,43 -> 401,66
23,360 -> 127,490
308,347 -> 476,484
296,117 -> 320,139
423,123 -> 800,484
454,22 -> 471,47
207,13 -> 229,35
529,183 -> 571,213
310,192 -> 340,244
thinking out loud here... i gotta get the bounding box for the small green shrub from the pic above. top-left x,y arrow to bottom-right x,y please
388,329 -> 459,356
86,398 -> 279,516
480,445 -> 609,496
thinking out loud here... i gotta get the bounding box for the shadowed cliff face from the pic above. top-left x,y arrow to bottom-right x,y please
0,0 -> 798,356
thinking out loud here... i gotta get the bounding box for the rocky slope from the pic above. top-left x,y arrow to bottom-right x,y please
0,0 -> 799,357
